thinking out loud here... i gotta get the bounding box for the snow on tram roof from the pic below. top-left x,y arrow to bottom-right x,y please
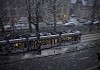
0,32 -> 81,44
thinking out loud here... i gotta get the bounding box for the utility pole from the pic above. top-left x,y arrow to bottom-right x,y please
11,11 -> 15,34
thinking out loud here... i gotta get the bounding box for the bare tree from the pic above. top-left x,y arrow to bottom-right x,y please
89,0 -> 99,32
45,0 -> 63,32
26,0 -> 33,33
26,0 -> 44,54
5,0 -> 18,33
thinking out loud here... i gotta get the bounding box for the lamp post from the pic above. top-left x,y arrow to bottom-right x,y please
19,20 -> 22,34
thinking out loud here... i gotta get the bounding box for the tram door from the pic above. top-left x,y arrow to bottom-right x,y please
46,39 -> 52,47
38,39 -> 51,48
62,36 -> 73,45
31,40 -> 44,49
51,38 -> 58,47
31,40 -> 37,49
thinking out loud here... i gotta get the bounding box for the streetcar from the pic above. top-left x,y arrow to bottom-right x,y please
0,31 -> 81,54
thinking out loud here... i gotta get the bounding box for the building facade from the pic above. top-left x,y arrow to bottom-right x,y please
0,0 -> 100,25
70,0 -> 100,20
1,0 -> 70,25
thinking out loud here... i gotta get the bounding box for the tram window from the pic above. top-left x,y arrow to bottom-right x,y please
45,39 -> 51,45
15,43 -> 18,46
55,39 -> 58,44
32,40 -> 40,48
13,43 -> 18,48
41,39 -> 47,45
67,36 -> 72,40
41,40 -> 44,45
31,41 -> 35,48
13,43 -> 24,48
74,35 -> 77,41
66,37 -> 68,41
52,39 -> 55,45
19,43 -> 24,47
51,38 -> 58,45
48,39 -> 51,45
44,39 -> 48,45
34,41 -> 36,47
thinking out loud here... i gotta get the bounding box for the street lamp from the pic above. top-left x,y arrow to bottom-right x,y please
19,20 -> 22,34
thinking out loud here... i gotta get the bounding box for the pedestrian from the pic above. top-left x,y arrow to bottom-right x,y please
79,33 -> 82,42
25,34 -> 31,51
37,40 -> 41,55
5,39 -> 11,55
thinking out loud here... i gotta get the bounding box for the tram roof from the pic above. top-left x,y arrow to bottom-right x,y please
0,32 -> 81,44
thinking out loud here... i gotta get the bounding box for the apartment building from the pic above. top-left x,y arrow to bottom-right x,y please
1,0 -> 100,25
1,0 -> 70,25
70,0 -> 100,20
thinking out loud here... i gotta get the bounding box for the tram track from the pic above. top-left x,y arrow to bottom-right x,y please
81,33 -> 100,38
81,35 -> 100,40
81,33 -> 100,42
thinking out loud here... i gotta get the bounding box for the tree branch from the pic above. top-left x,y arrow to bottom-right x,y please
31,21 -> 36,26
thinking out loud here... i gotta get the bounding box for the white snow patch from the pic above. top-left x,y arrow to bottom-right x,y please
22,53 -> 33,59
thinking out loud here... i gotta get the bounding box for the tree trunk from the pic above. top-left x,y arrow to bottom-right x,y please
27,0 -> 32,34
53,1 -> 57,33
35,1 -> 41,54
28,13 -> 32,34
53,13 -> 57,32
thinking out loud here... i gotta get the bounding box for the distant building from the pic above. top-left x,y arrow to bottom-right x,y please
1,0 -> 100,25
1,0 -> 70,25
70,0 -> 100,20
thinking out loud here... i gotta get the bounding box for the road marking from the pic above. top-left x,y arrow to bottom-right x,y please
79,57 -> 89,60
85,65 -> 99,70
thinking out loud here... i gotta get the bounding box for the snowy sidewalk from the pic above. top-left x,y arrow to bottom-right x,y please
0,43 -> 80,65
0,39 -> 100,65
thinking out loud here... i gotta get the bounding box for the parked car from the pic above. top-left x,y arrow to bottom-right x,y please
30,33 -> 36,37
85,20 -> 92,24
39,32 -> 52,36
77,18 -> 88,23
64,22 -> 75,26
93,21 -> 100,25
4,25 -> 12,32
56,21 -> 64,25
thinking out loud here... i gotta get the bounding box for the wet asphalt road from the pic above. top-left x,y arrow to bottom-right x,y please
0,33 -> 100,70
0,46 -> 99,70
